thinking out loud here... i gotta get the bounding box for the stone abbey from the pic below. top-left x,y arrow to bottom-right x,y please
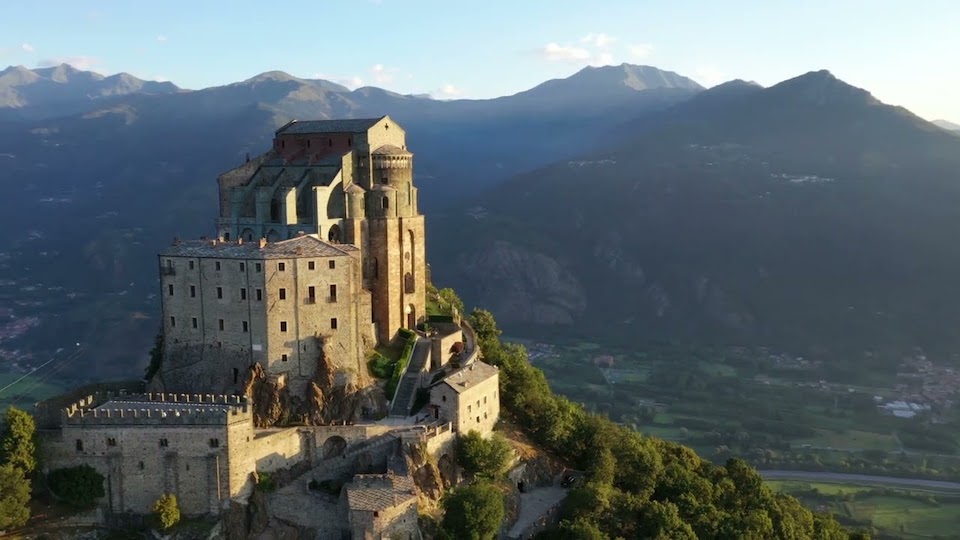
38,118 -> 501,537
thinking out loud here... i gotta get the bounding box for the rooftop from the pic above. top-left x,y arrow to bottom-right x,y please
441,361 -> 499,394
276,117 -> 385,135
345,474 -> 417,512
371,144 -> 411,156
95,400 -> 235,413
160,234 -> 357,260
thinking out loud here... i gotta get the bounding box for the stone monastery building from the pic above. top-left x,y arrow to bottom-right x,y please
38,118 -> 502,535
156,116 -> 426,394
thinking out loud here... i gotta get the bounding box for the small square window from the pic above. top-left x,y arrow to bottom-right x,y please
278,262 -> 286,272
217,287 -> 223,299
308,261 -> 315,270
192,318 -> 198,329
330,318 -> 338,330
240,262 -> 245,272
255,263 -> 262,273
170,316 -> 176,327
280,321 -> 287,332
215,261 -> 221,271
328,260 -> 335,269
281,354 -> 288,362
242,321 -> 249,333
190,285 -> 196,297
279,288 -> 286,300
106,437 -> 116,447
159,438 -> 169,447
209,438 -> 220,448
219,319 -> 224,331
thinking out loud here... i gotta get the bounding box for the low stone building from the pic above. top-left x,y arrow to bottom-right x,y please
40,392 -> 304,516
429,361 -> 500,436
341,473 -> 419,540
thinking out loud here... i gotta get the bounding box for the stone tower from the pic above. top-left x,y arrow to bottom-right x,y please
364,144 -> 426,343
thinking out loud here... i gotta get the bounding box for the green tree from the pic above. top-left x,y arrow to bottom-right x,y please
469,309 -> 501,348
438,287 -> 465,315
547,518 -> 609,539
46,465 -> 105,507
1,407 -> 36,475
145,327 -> 164,380
457,431 -> 512,479
0,463 -> 30,530
151,493 -> 180,530
441,481 -> 504,540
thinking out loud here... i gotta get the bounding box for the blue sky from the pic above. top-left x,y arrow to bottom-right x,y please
1,0 -> 957,120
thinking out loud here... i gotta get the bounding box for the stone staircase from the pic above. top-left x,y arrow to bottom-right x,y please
389,338 -> 431,417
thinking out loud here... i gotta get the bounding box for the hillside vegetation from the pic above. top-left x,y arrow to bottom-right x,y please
468,307 -> 867,539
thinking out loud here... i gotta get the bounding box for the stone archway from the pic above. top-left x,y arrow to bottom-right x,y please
266,229 -> 281,243
407,303 -> 416,330
321,436 -> 347,460
240,228 -> 255,242
327,224 -> 342,244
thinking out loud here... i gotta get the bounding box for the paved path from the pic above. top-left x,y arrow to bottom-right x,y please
760,470 -> 960,492
507,486 -> 566,539
389,338 -> 430,417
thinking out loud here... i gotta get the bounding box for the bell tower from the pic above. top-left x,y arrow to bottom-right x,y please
365,144 -> 426,343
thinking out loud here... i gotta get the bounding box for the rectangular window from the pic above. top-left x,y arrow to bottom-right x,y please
242,321 -> 249,333
281,354 -> 288,362
209,438 -> 220,448
219,319 -> 224,331
308,286 -> 316,302
192,317 -> 198,329
76,439 -> 83,452
240,288 -> 247,300
329,284 -> 337,302
256,289 -> 262,301
170,316 -> 176,327
308,261 -> 315,270
106,437 -> 116,447
329,260 -> 335,269
240,262 -> 245,272
217,287 -> 223,299
190,285 -> 196,298
168,284 -> 174,296
189,260 -> 195,270
159,438 -> 169,447
215,261 -> 221,271
279,288 -> 286,300
280,321 -> 287,332
278,262 -> 286,272
256,263 -> 262,273
331,318 -> 338,330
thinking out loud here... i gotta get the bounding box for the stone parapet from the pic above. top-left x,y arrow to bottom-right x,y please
61,392 -> 251,427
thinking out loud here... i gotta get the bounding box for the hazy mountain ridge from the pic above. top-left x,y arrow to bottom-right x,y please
430,71 -> 960,354
0,62 -> 701,381
934,119 -> 960,131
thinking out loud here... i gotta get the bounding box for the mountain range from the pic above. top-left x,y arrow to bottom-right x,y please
934,119 -> 960,131
1,62 -> 959,383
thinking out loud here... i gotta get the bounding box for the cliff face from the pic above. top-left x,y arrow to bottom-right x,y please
242,336 -> 388,428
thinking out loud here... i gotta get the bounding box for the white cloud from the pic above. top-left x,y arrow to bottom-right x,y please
370,63 -> 394,85
693,66 -> 727,87
581,32 -> 615,48
37,56 -> 100,71
540,42 -> 591,62
154,75 -> 169,82
156,35 -> 168,43
628,43 -> 654,59
21,43 -> 35,53
434,84 -> 464,99
341,76 -> 365,88
592,52 -> 615,66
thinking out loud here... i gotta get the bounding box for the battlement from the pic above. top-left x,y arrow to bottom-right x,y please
61,392 -> 251,427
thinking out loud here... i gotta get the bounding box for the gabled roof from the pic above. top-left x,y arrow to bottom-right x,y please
160,234 -> 356,259
276,117 -> 386,135
345,474 -> 417,512
440,361 -> 499,394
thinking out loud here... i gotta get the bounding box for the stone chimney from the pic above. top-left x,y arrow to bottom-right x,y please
238,237 -> 243,245
259,238 -> 267,249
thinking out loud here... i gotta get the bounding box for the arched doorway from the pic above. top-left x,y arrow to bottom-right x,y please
407,303 -> 416,330
327,224 -> 342,243
240,228 -> 255,242
321,436 -> 347,460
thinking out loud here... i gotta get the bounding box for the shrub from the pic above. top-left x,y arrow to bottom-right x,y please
47,465 -> 105,507
367,352 -> 393,379
386,331 -> 417,399
151,493 -> 180,530
457,431 -> 512,479
0,464 -> 30,530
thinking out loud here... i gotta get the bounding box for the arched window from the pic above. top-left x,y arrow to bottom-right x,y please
381,196 -> 389,210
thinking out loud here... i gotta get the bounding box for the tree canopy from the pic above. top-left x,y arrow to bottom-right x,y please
441,480 -> 505,540
47,465 -> 105,507
151,493 -> 180,530
0,464 -> 30,531
1,407 -> 36,475
457,431 -> 512,480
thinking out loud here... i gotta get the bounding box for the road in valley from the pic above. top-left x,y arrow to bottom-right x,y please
760,470 -> 960,492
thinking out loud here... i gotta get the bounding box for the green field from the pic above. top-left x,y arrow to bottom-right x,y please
515,337 -> 960,481
0,371 -> 67,409
769,480 -> 960,538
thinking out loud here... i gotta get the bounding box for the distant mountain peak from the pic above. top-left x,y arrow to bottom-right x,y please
569,63 -> 704,91
242,71 -> 300,84
768,69 -> 877,107
933,119 -> 960,131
